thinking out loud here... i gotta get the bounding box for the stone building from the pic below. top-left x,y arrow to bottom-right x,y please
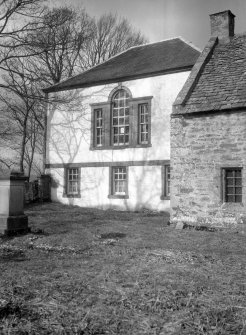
171,10 -> 246,227
43,38 -> 199,211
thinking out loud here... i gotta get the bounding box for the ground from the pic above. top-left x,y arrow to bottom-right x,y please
1,203 -> 246,334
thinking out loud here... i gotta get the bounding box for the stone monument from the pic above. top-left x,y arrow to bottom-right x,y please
0,170 -> 29,235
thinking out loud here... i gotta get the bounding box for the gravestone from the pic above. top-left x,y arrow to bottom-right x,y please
0,171 -> 29,235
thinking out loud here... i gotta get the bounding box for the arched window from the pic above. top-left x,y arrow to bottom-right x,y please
91,86 -> 152,149
112,89 -> 130,146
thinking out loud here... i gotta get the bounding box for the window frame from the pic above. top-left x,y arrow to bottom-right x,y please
108,166 -> 129,199
161,164 -> 170,200
63,167 -> 81,198
222,167 -> 242,203
138,103 -> 150,145
111,89 -> 130,147
90,87 -> 152,150
94,108 -> 103,147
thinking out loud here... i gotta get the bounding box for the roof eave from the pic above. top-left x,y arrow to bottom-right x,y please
43,65 -> 194,94
171,106 -> 246,118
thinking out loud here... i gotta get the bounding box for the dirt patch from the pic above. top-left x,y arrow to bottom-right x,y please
0,246 -> 27,262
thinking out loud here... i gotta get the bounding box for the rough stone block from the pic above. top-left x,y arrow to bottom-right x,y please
175,222 -> 184,230
171,111 -> 246,227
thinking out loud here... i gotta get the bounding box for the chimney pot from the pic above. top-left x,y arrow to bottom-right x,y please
210,10 -> 235,41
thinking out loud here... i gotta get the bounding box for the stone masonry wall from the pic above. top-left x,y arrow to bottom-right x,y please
171,110 -> 246,228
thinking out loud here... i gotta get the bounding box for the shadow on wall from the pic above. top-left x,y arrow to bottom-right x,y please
91,94 -> 168,211
125,96 -> 169,211
47,90 -> 90,165
47,86 -> 114,166
47,85 -> 169,210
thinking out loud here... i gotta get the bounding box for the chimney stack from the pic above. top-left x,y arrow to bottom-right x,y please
210,10 -> 235,41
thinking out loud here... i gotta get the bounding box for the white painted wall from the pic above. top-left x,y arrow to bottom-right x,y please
46,71 -> 190,211
50,165 -> 170,211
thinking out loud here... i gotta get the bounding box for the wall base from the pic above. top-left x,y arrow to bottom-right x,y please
171,215 -> 246,232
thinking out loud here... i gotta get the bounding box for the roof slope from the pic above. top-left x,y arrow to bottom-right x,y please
44,38 -> 200,93
173,34 -> 246,114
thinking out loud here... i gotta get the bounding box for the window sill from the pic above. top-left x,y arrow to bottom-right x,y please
108,194 -> 129,199
63,193 -> 81,198
222,201 -> 243,205
90,144 -> 152,151
160,195 -> 170,200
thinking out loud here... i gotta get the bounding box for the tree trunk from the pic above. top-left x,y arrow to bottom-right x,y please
19,117 -> 28,174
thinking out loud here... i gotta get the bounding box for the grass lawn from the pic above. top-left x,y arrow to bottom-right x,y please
1,203 -> 246,334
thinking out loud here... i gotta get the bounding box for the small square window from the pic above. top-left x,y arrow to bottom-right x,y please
222,168 -> 242,203
113,167 -> 127,195
108,166 -> 129,199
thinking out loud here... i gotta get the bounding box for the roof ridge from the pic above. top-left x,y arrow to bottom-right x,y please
177,36 -> 202,52
126,37 -> 183,50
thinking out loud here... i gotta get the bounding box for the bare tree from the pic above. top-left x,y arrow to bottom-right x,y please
0,6 -> 93,175
0,0 -> 45,69
0,6 -> 148,176
0,55 -> 43,175
80,13 -> 148,69
0,0 -> 45,173
26,6 -> 94,86
27,10 -> 148,85
0,114 -> 17,172
24,111 -> 43,176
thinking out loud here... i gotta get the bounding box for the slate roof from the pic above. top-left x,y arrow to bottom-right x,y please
173,34 -> 246,114
43,38 -> 200,93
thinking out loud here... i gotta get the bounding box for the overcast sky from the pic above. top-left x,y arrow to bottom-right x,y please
52,0 -> 246,49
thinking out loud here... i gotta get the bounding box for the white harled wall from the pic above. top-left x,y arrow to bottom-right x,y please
46,72 -> 190,211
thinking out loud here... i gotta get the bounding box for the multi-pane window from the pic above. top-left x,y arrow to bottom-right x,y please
139,103 -> 149,144
113,167 -> 127,195
91,87 -> 152,150
67,168 -> 80,195
161,164 -> 170,200
112,90 -> 130,146
95,109 -> 103,147
223,168 -> 242,203
165,165 -> 170,197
